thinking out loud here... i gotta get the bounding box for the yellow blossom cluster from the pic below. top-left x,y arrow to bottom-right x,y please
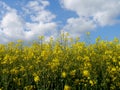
0,34 -> 120,90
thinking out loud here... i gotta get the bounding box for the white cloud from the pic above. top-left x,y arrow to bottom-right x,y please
0,1 -> 11,11
63,17 -> 96,37
24,0 -> 56,23
1,11 -> 25,37
24,0 -> 48,13
30,10 -> 55,23
25,22 -> 57,40
0,1 -> 25,43
60,0 -> 120,36
23,0 -> 57,40
0,0 -> 57,43
61,0 -> 120,18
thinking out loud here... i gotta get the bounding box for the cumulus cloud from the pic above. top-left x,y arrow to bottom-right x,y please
60,0 -> 120,36
0,0 -> 57,43
0,1 -> 25,43
23,0 -> 57,40
63,17 -> 96,37
23,0 -> 55,23
1,11 -> 25,37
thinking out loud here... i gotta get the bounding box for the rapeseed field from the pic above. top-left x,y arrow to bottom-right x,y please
0,33 -> 120,90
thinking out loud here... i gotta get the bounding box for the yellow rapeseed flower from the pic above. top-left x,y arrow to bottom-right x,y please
112,57 -> 117,63
24,85 -> 35,90
84,56 -> 90,61
34,76 -> 40,83
111,67 -> 116,72
70,70 -> 76,76
20,66 -> 25,72
17,40 -> 23,43
61,71 -> 67,78
0,87 -> 3,90
89,80 -> 94,86
83,70 -> 90,77
86,32 -> 90,35
64,85 -> 71,90
2,69 -> 9,74
10,68 -> 18,74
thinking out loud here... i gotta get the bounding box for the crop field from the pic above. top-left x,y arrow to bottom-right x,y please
0,34 -> 120,90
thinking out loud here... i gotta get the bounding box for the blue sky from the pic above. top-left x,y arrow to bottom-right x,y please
0,0 -> 120,43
